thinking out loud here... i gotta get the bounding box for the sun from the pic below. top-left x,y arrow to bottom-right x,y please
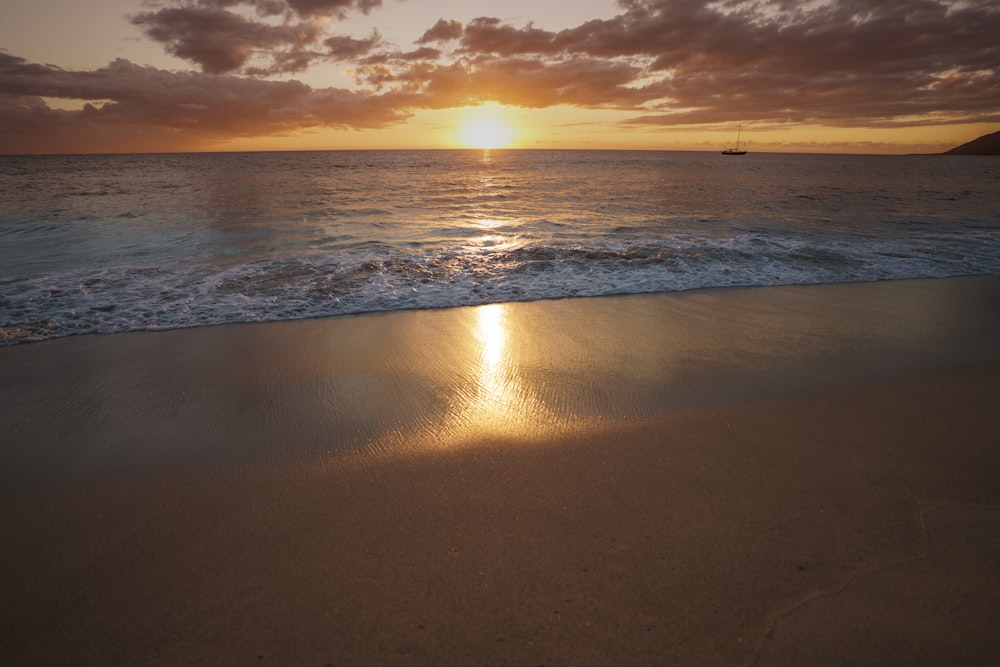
458,110 -> 515,149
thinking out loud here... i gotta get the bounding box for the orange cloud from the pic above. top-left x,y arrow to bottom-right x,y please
0,54 -> 410,153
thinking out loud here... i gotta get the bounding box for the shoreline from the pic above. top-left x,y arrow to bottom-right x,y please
2,276 -> 999,664
4,272 -> 999,348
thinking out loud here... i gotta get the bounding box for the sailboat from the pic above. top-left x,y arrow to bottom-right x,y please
722,124 -> 748,155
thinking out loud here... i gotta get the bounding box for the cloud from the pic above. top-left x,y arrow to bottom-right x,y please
324,32 -> 383,61
425,0 -> 1000,125
458,18 -> 556,56
417,19 -> 463,44
198,0 -> 382,18
131,6 -> 321,74
127,0 -> 1000,125
368,56 -> 653,109
0,53 -> 410,153
131,0 -> 385,74
283,0 -> 382,18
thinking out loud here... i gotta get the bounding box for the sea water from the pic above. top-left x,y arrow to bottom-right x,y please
2,150 -> 999,344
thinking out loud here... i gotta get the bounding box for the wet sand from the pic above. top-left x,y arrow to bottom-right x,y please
2,277 -> 1000,665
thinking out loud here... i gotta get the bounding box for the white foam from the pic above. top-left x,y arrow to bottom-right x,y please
3,228 -> 999,344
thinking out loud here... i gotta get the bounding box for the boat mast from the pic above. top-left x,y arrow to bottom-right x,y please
722,123 -> 747,154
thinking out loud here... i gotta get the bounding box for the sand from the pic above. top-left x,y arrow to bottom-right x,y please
2,277 -> 1000,665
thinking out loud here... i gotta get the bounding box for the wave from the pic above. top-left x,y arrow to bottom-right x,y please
3,229 -> 998,345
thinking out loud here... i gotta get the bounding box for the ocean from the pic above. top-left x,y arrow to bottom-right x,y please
2,149 -> 999,344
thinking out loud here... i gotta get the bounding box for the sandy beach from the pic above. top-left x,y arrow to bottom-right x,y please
2,277 -> 1000,665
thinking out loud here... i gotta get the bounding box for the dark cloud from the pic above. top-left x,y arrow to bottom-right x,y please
132,0 -> 384,74
200,0 -> 381,19
459,18 -> 555,57
131,6 -> 321,74
417,19 -> 463,44
284,0 -> 382,18
324,32 -> 383,61
397,47 -> 442,62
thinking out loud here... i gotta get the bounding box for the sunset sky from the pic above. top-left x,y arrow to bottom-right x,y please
1,0 -> 998,154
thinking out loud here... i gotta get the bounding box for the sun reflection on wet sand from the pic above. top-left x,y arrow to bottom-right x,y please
477,303 -> 506,370
463,303 -> 522,434
425,302 -> 559,448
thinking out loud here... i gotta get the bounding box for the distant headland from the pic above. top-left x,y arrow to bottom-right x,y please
943,130 -> 1000,155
